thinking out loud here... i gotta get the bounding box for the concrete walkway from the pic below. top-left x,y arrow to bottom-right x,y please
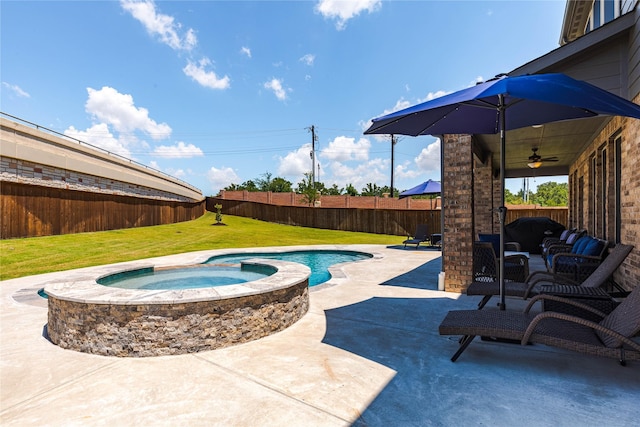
1,245 -> 639,426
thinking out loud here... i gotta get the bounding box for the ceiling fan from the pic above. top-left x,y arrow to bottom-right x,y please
527,148 -> 558,169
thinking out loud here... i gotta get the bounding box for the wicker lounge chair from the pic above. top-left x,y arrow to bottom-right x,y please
466,243 -> 634,309
403,224 -> 429,249
439,284 -> 640,365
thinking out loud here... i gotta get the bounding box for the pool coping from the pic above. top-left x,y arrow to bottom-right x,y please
40,246 -> 381,305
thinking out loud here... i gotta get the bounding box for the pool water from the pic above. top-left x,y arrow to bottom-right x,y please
98,265 -> 273,291
205,250 -> 372,286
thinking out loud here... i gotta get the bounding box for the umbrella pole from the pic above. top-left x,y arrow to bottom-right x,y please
498,95 -> 506,310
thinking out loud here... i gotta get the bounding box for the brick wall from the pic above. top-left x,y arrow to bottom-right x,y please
442,134 -> 474,291
473,153 -> 495,235
218,190 -> 441,210
568,99 -> 640,290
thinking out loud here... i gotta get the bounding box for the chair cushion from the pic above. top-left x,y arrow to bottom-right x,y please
581,239 -> 605,256
572,236 -> 591,254
478,234 -> 500,256
558,229 -> 571,241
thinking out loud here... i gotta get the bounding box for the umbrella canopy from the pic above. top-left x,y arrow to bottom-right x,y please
399,179 -> 441,199
365,73 -> 640,136
365,73 -> 640,310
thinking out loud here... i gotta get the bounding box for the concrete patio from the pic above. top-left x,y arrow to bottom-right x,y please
1,244 -> 638,426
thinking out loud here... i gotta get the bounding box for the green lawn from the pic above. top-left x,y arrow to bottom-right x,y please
0,213 -> 401,281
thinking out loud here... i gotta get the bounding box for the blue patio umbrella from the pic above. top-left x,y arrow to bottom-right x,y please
365,73 -> 640,309
399,179 -> 441,199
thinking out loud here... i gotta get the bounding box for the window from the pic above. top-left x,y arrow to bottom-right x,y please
578,177 -> 584,230
599,145 -> 607,239
588,0 -> 620,32
593,0 -> 602,28
615,133 -> 622,243
604,0 -> 615,23
590,154 -> 597,234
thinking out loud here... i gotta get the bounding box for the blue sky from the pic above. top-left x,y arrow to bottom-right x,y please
2,0 -> 568,196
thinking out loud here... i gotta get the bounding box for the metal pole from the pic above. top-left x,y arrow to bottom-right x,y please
390,135 -> 395,196
498,94 -> 507,310
311,125 -> 316,187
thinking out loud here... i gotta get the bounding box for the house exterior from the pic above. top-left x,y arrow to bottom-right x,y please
442,0 -> 640,292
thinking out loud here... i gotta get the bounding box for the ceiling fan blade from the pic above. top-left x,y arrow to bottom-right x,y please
541,157 -> 558,162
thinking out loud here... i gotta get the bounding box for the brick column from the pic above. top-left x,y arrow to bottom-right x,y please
442,134 -> 474,292
473,153 -> 495,235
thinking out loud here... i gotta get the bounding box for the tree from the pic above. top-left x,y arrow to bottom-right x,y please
361,182 -> 383,196
325,184 -> 343,195
270,177 -> 293,193
256,172 -> 274,192
532,182 -> 568,206
241,180 -> 259,192
223,183 -> 243,191
504,188 -> 525,204
344,183 -> 358,196
296,172 -> 320,206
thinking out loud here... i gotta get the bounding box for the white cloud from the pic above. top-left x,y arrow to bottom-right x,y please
2,82 -> 30,98
326,158 -> 388,189
299,53 -> 315,66
207,166 -> 241,194
240,46 -> 252,58
183,58 -> 231,90
414,138 -> 441,173
64,123 -> 132,159
320,136 -> 370,162
277,144 -> 313,177
264,78 -> 289,101
85,86 -> 172,139
165,167 -> 186,178
419,90 -> 448,103
120,0 -> 197,51
153,141 -> 204,158
470,76 -> 484,86
315,0 -> 382,30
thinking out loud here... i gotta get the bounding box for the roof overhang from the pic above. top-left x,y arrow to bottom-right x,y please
472,12 -> 635,179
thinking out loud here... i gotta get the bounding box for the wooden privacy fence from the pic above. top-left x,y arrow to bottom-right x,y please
1,181 -> 205,239
505,206 -> 568,225
208,197 -> 568,237
208,197 -> 442,237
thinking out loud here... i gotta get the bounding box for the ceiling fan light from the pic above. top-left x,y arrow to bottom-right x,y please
527,161 -> 543,169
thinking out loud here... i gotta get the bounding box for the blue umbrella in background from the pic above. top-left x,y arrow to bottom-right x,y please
365,73 -> 640,309
400,179 -> 442,245
399,179 -> 441,199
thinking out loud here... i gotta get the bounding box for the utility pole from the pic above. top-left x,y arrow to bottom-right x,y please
390,134 -> 397,197
308,125 -> 318,187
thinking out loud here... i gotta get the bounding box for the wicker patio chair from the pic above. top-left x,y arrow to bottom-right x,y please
542,229 -> 586,267
466,243 -> 634,309
547,237 -> 609,282
439,284 -> 640,365
473,241 -> 529,283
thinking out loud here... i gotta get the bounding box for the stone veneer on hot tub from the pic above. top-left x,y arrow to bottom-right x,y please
44,257 -> 311,357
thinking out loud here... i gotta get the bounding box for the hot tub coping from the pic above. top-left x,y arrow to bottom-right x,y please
43,258 -> 311,305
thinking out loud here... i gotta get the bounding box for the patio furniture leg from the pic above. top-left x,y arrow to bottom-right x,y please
477,295 -> 492,309
451,334 -> 476,362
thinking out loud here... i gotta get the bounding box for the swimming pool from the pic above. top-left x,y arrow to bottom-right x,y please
97,264 -> 274,291
204,250 -> 372,286
95,250 -> 371,291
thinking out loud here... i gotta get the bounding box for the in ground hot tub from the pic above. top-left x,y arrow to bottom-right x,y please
45,259 -> 310,357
